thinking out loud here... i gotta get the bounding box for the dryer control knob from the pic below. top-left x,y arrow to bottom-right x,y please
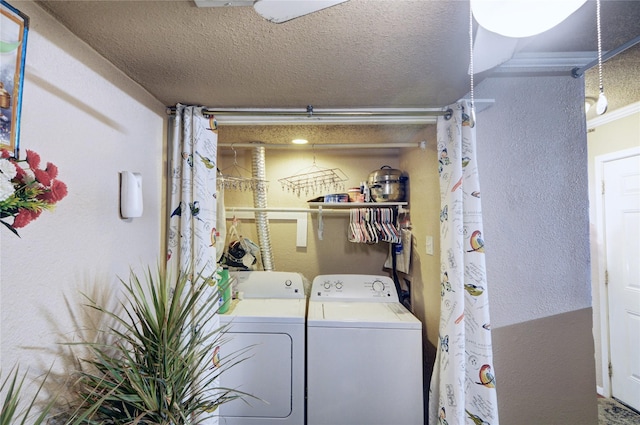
372,280 -> 385,292
335,282 -> 343,290
285,279 -> 292,286
323,281 -> 332,290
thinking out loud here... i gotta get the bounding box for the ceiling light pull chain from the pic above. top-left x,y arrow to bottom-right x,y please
468,0 -> 476,127
596,0 -> 608,115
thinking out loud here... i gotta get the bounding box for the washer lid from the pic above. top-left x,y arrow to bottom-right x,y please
307,301 -> 421,329
220,298 -> 307,324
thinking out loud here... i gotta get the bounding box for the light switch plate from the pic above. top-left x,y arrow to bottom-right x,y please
425,235 -> 434,255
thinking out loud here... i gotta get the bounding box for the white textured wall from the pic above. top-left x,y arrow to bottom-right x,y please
0,0 -> 165,383
474,76 -> 592,328
472,75 -> 597,424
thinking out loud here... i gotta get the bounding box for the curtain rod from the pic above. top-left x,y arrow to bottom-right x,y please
572,35 -> 640,77
166,105 -> 453,124
218,142 -> 427,150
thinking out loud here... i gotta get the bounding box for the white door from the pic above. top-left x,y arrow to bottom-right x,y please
604,153 -> 640,410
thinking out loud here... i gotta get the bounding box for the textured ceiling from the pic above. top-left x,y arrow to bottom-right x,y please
35,0 -> 640,144
217,122 -> 433,147
584,43 -> 640,121
36,0 -> 471,109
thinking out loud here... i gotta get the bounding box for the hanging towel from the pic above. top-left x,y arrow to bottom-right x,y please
384,228 -> 412,274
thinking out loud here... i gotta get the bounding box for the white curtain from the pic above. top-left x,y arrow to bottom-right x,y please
429,100 -> 499,425
167,104 -> 219,424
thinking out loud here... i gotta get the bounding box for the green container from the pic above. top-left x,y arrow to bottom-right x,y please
218,268 -> 232,314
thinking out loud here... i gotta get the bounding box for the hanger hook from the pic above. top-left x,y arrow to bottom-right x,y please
231,143 -> 239,165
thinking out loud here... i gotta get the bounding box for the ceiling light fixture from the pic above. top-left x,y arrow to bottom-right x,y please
193,0 -> 349,24
470,0 -> 587,38
292,139 -> 309,145
253,0 -> 348,24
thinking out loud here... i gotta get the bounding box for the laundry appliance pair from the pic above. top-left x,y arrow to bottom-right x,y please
218,271 -> 423,425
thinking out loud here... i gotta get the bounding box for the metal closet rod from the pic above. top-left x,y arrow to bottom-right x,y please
166,105 -> 453,121
572,34 -> 640,78
226,207 -> 348,215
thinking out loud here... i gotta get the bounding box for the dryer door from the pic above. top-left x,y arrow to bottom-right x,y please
219,331 -> 293,419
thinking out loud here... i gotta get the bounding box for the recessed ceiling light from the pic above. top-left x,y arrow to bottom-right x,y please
292,139 -> 309,145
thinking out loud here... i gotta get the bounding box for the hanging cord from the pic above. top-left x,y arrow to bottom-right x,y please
311,144 -> 317,168
597,0 -> 603,95
595,0 -> 608,115
468,0 -> 476,127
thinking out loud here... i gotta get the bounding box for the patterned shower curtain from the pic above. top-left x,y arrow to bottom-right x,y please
167,104 -> 219,424
429,100 -> 499,425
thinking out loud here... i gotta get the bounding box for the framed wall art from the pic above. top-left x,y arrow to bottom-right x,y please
0,0 -> 28,157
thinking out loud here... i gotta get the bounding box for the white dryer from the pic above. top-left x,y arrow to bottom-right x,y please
218,271 -> 306,425
306,274 -> 424,425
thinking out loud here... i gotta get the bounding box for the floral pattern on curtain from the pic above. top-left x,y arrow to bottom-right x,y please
429,100 -> 499,425
167,104 -> 219,424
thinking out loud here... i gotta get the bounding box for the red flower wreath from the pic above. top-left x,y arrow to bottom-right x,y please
0,149 -> 68,236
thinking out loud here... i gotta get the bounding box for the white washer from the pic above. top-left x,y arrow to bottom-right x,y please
306,274 -> 424,425
218,271 -> 306,425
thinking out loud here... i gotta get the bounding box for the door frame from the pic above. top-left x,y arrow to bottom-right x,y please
593,145 -> 640,397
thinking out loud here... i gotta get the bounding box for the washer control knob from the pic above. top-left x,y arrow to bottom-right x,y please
335,282 -> 343,290
372,279 -> 385,292
285,279 -> 292,286
323,281 -> 332,290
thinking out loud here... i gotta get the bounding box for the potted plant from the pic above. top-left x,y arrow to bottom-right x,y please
1,366 -> 58,425
61,266 -> 245,424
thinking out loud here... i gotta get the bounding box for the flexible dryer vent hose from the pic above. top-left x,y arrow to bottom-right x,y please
252,145 -> 274,270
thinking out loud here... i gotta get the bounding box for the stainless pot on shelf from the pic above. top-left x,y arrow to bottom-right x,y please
367,166 -> 408,202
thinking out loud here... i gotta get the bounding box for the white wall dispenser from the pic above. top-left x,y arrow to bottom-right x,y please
120,171 -> 143,218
